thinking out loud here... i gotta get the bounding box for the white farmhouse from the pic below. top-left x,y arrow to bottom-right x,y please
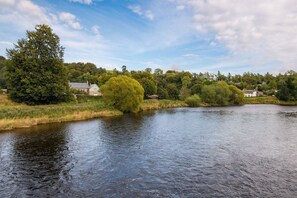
243,89 -> 257,97
89,84 -> 101,96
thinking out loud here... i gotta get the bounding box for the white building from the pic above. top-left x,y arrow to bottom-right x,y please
89,84 -> 101,96
243,88 -> 263,97
243,89 -> 257,97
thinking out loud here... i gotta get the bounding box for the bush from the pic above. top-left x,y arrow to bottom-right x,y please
185,94 -> 201,107
101,76 -> 144,112
200,81 -> 233,106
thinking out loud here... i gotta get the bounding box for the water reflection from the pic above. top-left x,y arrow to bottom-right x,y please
1,124 -> 70,196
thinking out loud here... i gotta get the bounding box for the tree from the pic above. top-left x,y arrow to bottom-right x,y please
166,83 -> 179,100
140,78 -> 157,97
229,85 -> 244,105
101,76 -> 144,112
276,74 -> 297,101
6,24 -> 70,104
0,56 -> 7,88
201,81 -> 232,106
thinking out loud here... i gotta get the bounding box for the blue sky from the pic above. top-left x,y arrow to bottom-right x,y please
0,0 -> 296,74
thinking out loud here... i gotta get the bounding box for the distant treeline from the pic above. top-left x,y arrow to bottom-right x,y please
65,62 -> 297,102
1,57 -> 297,102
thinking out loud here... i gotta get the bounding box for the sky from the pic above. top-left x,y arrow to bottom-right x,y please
0,0 -> 297,74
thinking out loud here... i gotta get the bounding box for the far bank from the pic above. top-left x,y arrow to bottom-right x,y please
1,95 -> 297,132
0,95 -> 187,132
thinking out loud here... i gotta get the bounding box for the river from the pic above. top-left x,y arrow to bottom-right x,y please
1,105 -> 297,197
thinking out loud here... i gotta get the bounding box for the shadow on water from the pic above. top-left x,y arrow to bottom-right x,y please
0,124 -> 71,197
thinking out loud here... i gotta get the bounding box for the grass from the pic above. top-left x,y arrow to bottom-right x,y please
141,99 -> 187,111
0,95 -> 187,131
0,95 -> 122,131
243,96 -> 297,105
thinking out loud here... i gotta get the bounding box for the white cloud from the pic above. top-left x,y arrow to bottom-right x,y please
128,5 -> 142,16
70,0 -> 92,5
91,25 -> 100,34
175,0 -> 297,68
0,0 -> 15,7
144,10 -> 154,21
176,5 -> 185,11
0,0 -> 108,66
128,5 -> 155,21
59,12 -> 82,30
183,53 -> 199,58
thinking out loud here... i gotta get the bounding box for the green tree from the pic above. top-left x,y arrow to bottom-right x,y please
140,78 -> 157,97
0,56 -> 7,88
229,85 -> 244,105
190,84 -> 203,95
101,75 -> 144,112
201,81 -> 232,106
276,74 -> 297,101
166,83 -> 179,100
157,87 -> 169,99
6,24 -> 70,104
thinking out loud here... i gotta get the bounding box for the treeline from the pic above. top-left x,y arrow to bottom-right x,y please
1,56 -> 297,104
61,63 -> 297,103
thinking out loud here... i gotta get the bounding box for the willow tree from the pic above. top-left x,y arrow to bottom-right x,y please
101,76 -> 144,112
6,24 -> 70,104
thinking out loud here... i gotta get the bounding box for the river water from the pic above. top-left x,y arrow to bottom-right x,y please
1,105 -> 297,197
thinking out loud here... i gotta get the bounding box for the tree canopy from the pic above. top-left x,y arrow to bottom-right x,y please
101,76 -> 144,112
276,72 -> 297,101
6,24 -> 70,104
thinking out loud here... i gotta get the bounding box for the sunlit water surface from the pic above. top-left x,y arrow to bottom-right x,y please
1,105 -> 297,197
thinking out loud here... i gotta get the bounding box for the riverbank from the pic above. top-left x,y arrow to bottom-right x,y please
243,96 -> 297,105
0,95 -> 187,131
1,95 -> 297,132
0,95 -> 123,131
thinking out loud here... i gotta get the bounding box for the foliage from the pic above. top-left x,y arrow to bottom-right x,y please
65,62 -> 106,84
179,86 -> 191,100
0,56 -> 6,89
157,87 -> 169,99
6,25 -> 70,105
166,83 -> 179,100
190,84 -> 203,95
101,75 -> 144,112
138,77 -> 157,98
185,94 -> 201,107
229,85 -> 244,105
276,73 -> 297,101
201,81 -> 243,106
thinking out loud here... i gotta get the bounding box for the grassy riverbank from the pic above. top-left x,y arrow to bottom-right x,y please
0,95 -> 122,131
0,95 -> 187,131
141,99 -> 187,111
2,94 -> 296,132
243,96 -> 297,105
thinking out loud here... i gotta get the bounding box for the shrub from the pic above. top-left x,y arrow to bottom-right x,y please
185,94 -> 201,107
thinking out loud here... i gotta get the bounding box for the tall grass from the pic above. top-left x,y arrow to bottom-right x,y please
0,95 -> 122,131
141,99 -> 187,111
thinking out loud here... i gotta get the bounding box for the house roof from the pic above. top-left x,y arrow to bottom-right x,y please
243,89 -> 256,94
69,82 -> 90,89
